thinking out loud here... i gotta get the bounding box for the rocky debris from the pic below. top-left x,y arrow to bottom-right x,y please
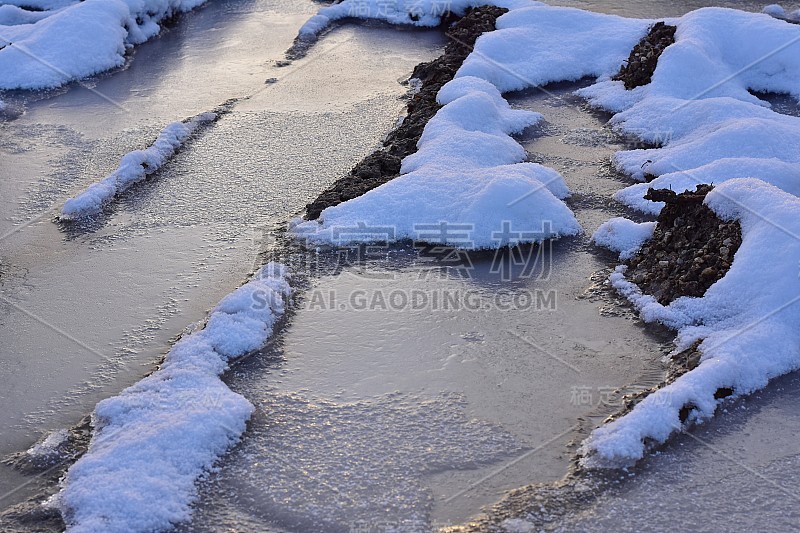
613,21 -> 676,90
624,185 -> 742,305
305,6 -> 508,220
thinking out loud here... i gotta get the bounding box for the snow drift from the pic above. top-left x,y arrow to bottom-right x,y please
56,263 -> 291,532
0,0 -> 208,90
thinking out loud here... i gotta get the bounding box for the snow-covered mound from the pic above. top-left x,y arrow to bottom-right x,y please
591,218 -> 655,260
576,8 -> 800,212
582,180 -> 800,465
457,6 -> 651,92
297,0 -> 540,39
293,76 -> 580,248
0,0 -> 207,90
60,112 -> 216,219
56,263 -> 291,532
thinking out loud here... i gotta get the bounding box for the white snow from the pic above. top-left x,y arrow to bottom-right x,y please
26,428 -> 70,459
591,218 -> 655,260
297,0 -> 541,39
582,180 -> 800,465
60,112 -> 217,219
292,76 -> 580,248
56,263 -> 291,532
574,8 -> 800,214
0,0 -> 208,90
457,6 -> 651,93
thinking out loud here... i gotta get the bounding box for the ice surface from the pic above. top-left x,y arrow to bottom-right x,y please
60,112 -> 217,219
591,217 -> 655,260
583,180 -> 800,464
293,76 -> 581,248
188,391 -> 522,531
0,0 -> 208,90
56,263 -> 290,532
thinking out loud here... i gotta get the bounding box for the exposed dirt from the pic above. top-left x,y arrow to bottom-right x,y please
305,6 -> 508,220
613,21 -> 676,90
624,185 -> 742,305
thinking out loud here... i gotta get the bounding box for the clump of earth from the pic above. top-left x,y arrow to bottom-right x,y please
613,21 -> 676,90
624,185 -> 742,305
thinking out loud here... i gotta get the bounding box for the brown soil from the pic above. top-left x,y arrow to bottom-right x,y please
624,185 -> 742,305
305,6 -> 508,220
613,21 -> 676,90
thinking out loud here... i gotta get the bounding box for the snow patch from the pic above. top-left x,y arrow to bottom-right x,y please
297,0 -> 541,39
457,6 -> 652,93
60,111 -> 217,219
592,217 -> 655,260
56,263 -> 291,532
572,8 -> 800,213
26,428 -> 70,460
583,180 -> 800,465
0,0 -> 209,90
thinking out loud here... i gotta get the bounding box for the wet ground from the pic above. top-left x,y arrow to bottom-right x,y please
1,0 -> 799,531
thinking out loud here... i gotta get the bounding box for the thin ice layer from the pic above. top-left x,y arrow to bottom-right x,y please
56,263 -> 291,532
60,112 -> 216,219
293,76 -> 580,249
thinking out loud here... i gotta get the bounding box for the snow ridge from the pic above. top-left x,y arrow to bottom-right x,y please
60,111 -> 217,220
56,262 -> 291,532
297,0 -> 541,39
